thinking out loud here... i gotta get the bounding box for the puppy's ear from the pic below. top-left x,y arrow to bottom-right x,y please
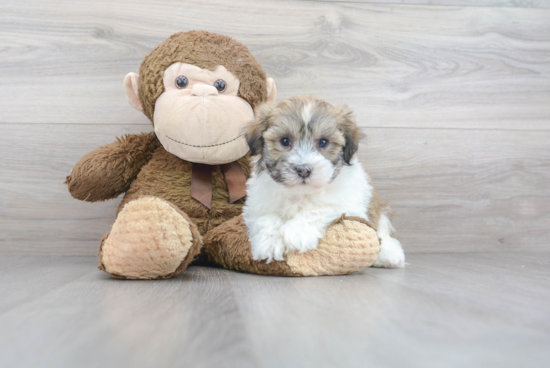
338,105 -> 361,164
246,103 -> 273,156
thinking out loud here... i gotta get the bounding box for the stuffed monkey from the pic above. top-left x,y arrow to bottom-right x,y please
66,31 -> 379,279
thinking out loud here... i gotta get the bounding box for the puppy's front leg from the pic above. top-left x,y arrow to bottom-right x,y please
279,212 -> 334,254
247,214 -> 285,263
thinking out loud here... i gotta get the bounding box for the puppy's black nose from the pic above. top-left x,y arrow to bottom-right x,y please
295,165 -> 312,179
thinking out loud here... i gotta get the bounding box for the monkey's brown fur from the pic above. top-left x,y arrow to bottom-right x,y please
203,215 -> 380,277
66,133 -> 160,202
138,31 -> 267,122
66,31 -> 380,279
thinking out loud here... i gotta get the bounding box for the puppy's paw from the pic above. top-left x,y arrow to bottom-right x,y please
251,235 -> 285,263
372,237 -> 405,268
248,215 -> 286,263
280,222 -> 323,254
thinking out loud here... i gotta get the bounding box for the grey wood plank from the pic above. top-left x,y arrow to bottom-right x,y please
306,0 -> 550,9
1,0 -> 549,130
0,256 -> 257,368
225,252 -> 550,368
365,127 -> 550,253
371,252 -> 550,327
0,256 -> 97,314
1,123 -> 549,255
0,253 -> 548,368
0,123 -> 152,254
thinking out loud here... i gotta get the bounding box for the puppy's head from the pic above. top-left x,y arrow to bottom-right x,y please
246,95 -> 361,189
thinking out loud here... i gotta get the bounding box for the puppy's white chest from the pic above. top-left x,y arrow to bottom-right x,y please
275,193 -> 320,221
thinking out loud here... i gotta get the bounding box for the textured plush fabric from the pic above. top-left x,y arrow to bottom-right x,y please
66,133 -> 250,236
203,215 -> 379,276
98,196 -> 203,280
67,31 -> 380,280
66,132 -> 160,202
202,215 -> 295,276
138,31 -> 268,123
118,147 -> 251,236
153,63 -> 255,164
286,216 -> 380,276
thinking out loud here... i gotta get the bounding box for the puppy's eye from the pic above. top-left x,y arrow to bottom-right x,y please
214,79 -> 226,92
319,139 -> 329,148
281,138 -> 291,147
175,76 -> 188,89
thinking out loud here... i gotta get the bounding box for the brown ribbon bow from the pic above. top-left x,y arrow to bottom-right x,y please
190,161 -> 247,209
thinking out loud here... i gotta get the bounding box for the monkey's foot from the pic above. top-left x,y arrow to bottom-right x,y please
202,215 -> 380,276
98,196 -> 202,279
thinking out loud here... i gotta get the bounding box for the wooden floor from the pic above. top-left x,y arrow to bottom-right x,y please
0,252 -> 548,368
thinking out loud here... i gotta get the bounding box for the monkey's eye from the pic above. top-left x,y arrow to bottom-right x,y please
319,139 -> 329,148
213,79 -> 226,93
175,76 -> 189,89
281,138 -> 291,147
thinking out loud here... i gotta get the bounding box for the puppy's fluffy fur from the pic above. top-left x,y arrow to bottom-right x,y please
243,96 -> 405,268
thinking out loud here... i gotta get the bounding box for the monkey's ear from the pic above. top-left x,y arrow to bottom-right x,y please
339,105 -> 361,164
123,72 -> 143,111
246,103 -> 272,156
266,78 -> 277,106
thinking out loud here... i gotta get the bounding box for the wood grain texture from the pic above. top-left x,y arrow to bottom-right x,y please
307,0 -> 550,9
363,127 -> 550,253
1,0 -> 549,255
1,0 -> 549,130
1,123 -> 549,255
0,124 -> 151,254
0,256 -> 256,368
0,253 -> 549,368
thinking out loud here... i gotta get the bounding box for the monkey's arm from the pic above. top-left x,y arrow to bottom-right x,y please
65,132 -> 160,202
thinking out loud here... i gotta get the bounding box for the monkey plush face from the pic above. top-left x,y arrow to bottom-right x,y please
153,62 -> 255,164
122,31 -> 276,165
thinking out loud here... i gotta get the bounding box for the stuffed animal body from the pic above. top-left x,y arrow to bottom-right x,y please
66,31 -> 381,279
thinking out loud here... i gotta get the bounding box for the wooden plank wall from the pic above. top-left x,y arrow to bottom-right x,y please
1,0 -> 549,255
310,0 -> 550,8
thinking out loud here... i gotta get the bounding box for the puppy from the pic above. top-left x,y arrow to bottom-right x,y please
243,95 -> 405,268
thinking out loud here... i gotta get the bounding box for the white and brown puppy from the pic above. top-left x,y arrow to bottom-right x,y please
243,95 -> 405,268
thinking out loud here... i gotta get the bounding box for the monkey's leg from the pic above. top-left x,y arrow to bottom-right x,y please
201,216 -> 295,276
202,215 -> 380,277
98,196 -> 202,279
